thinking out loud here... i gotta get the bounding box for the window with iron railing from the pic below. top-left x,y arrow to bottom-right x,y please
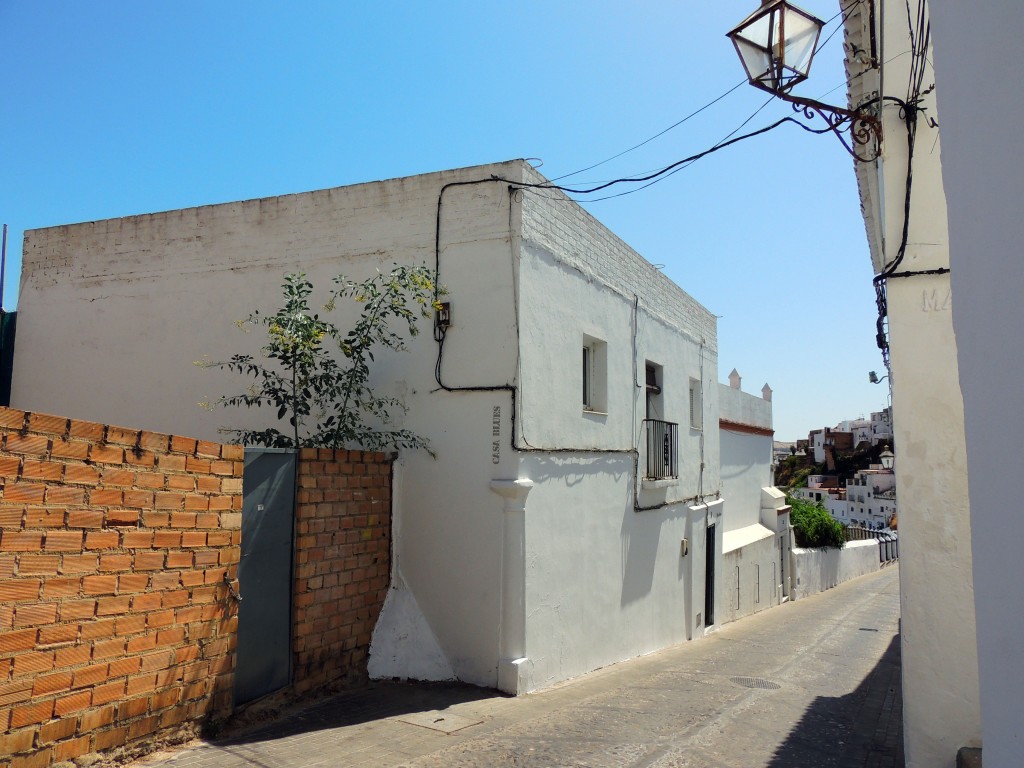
645,419 -> 678,479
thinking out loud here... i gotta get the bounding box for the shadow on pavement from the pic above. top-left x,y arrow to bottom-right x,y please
216,680 -> 502,747
767,632 -> 904,768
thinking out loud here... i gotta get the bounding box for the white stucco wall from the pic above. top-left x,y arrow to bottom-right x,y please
720,531 -> 782,624
929,3 -> 1024,764
14,159 -> 728,696
845,3 -> 982,764
790,540 -> 879,600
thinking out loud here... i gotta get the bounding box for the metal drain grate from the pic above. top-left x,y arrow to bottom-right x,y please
730,676 -> 781,690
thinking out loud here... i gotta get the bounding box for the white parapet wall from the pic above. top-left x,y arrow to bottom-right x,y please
791,540 -> 880,600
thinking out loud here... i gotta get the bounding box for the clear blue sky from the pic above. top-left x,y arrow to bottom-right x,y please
0,1 -> 887,441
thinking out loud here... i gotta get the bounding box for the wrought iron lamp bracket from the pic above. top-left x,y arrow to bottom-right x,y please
777,90 -> 883,162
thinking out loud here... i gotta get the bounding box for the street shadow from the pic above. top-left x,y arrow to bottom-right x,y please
215,680 -> 502,747
767,631 -> 904,767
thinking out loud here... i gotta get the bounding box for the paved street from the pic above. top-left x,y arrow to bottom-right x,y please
136,565 -> 902,768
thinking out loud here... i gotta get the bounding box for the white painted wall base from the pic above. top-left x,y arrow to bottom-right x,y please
368,584 -> 455,682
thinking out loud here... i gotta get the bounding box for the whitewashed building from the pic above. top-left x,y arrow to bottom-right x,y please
717,373 -> 791,624
13,160 -> 729,694
845,2 -> 981,763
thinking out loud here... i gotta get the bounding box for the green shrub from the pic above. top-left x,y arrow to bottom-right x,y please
787,496 -> 845,549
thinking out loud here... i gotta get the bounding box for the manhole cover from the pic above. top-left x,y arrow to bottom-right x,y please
730,676 -> 781,690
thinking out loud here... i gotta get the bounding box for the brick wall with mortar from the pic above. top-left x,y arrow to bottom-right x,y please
291,448 -> 391,696
0,407 -> 242,768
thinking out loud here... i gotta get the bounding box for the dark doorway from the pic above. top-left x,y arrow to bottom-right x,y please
705,524 -> 716,626
235,448 -> 296,706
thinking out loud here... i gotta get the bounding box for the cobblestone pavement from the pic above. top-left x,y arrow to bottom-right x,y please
134,566 -> 902,768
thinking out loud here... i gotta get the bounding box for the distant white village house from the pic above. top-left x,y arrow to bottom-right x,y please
12,160 -> 790,694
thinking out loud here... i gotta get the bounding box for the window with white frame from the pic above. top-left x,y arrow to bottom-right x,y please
582,335 -> 607,413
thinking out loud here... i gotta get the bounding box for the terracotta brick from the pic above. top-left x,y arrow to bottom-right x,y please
89,444 -> 124,464
220,512 -> 242,529
0,628 -> 37,654
54,690 -> 92,718
221,477 -> 243,494
174,606 -> 202,625
170,512 -> 197,528
127,634 -> 158,654
136,472 -> 164,489
157,453 -> 187,472
170,435 -> 197,454
184,494 -> 209,511
107,656 -> 141,678
96,595 -> 131,616
0,579 -> 41,601
126,450 -> 157,468
208,495 -> 234,511
142,511 -> 169,527
80,618 -> 116,641
84,530 -> 119,550
139,651 -> 172,672
117,695 -> 149,721
37,714 -> 77,744
53,734 -> 91,762
80,703 -> 114,730
152,530 -> 181,548
155,492 -> 185,510
131,593 -> 163,611
166,474 -> 195,491
13,602 -> 57,627
44,529 -> 84,551
36,623 -> 78,645
181,531 -> 207,548
50,439 -> 90,460
116,613 -> 147,635
105,509 -> 139,526
0,506 -> 23,527
166,551 -> 193,568
67,419 -> 103,441
195,512 -> 219,529
151,687 -> 180,710
194,550 -> 220,567
99,467 -> 134,487
45,485 -> 86,505
195,440 -> 220,458
72,662 -> 108,689
89,487 -> 123,506
221,444 -> 244,461
126,672 -> 157,695
82,574 -> 117,595
4,434 -> 49,457
97,553 -> 132,572
53,644 -> 91,668
121,531 -> 153,549
185,457 -> 211,474
123,489 -> 154,508
179,570 -> 204,588
94,725 -> 128,750
61,553 -> 99,573
128,713 -> 160,739
2,483 -> 45,504
139,431 -> 171,452
11,747 -> 55,768
135,552 -> 165,570
105,425 -> 139,446
161,589 -> 189,608
20,460 -> 61,481
156,627 -> 185,647
0,726 -> 35,755
0,680 -> 33,707
146,609 -> 175,629
59,600 -> 96,621
92,638 -> 126,660
62,463 -> 101,486
67,509 -> 103,527
24,507 -> 65,528
11,698 -> 53,727
32,671 -> 72,697
117,573 -> 150,593
196,476 -> 222,493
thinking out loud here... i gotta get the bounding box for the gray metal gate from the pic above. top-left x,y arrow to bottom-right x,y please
235,448 -> 296,706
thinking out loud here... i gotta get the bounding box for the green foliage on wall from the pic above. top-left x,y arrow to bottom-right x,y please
787,496 -> 845,549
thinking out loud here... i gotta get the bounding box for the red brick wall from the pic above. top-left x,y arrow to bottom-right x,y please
292,448 -> 391,695
0,408 -> 242,768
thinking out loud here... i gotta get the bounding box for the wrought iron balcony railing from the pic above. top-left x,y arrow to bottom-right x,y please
645,419 -> 679,480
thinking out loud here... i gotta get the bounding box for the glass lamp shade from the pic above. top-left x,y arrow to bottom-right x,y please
879,450 -> 895,470
728,0 -> 824,94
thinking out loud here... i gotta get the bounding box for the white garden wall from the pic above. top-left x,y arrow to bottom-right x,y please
791,540 -> 879,600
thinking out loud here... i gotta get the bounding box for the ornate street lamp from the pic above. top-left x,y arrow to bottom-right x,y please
727,0 -> 882,160
879,449 -> 895,470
